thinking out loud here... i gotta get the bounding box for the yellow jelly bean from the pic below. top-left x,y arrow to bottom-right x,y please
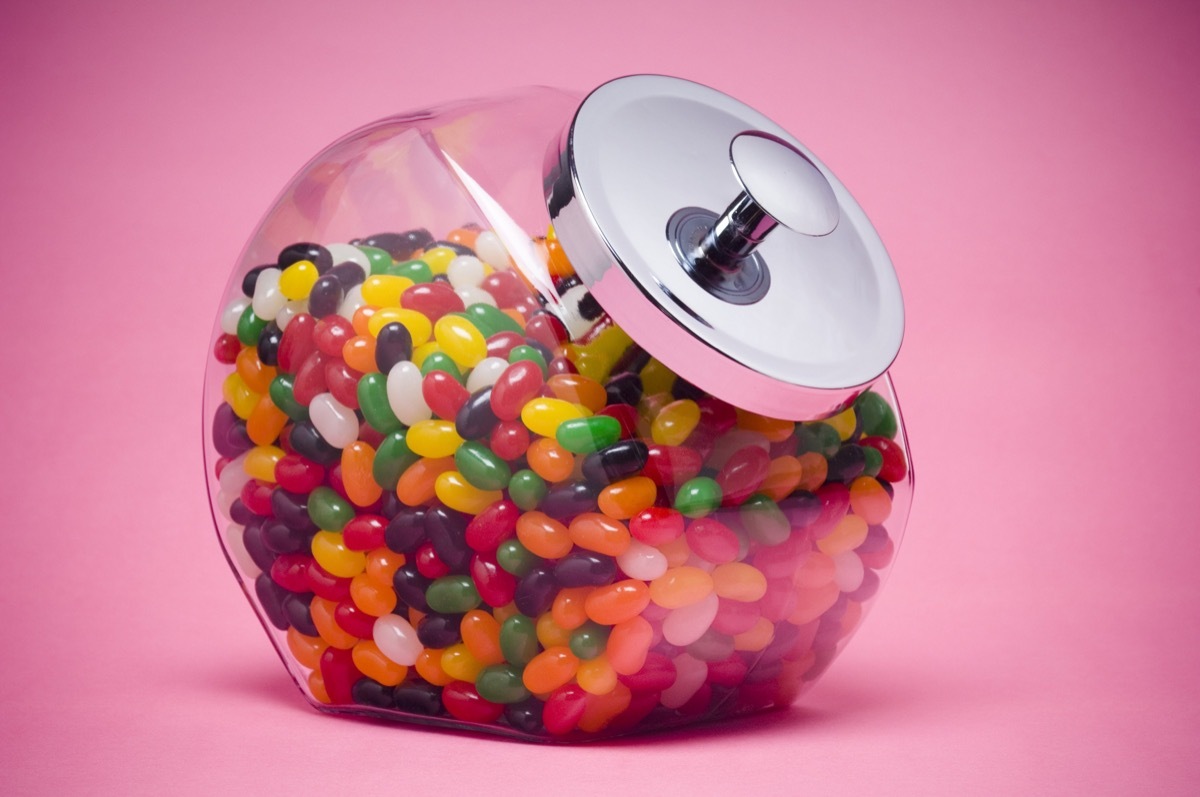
367,307 -> 432,346
222,372 -> 260,420
360,274 -> 414,307
441,642 -> 485,682
407,419 -> 464,458
732,617 -> 775,652
243,445 -> 284,483
279,260 -> 319,300
576,655 -> 618,696
311,530 -> 366,578
411,341 -> 441,368
422,246 -> 458,274
651,399 -> 701,446
640,357 -> 676,396
536,612 -> 573,649
521,397 -> 586,438
435,471 -> 502,514
433,315 -> 487,369
711,562 -> 768,602
826,407 -> 857,441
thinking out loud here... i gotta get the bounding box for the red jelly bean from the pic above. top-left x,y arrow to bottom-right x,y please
597,403 -> 638,439
712,597 -> 762,635
697,397 -> 737,435
525,312 -> 568,350
270,553 -> 313,593
715,445 -> 771,507
334,600 -> 376,639
485,331 -> 524,359
292,351 -> 328,406
414,542 -> 450,579
275,453 -> 325,493
758,578 -> 798,622
313,316 -> 355,357
324,360 -> 362,409
489,419 -> 530,461
342,514 -> 387,551
401,282 -> 464,321
306,561 -> 352,601
679,683 -> 712,716
547,356 -> 577,376
542,683 -> 589,735
470,552 -> 518,607
319,646 -> 362,704
490,360 -> 545,421
685,517 -> 740,564
278,313 -> 316,373
465,499 -> 519,552
607,691 -> 660,734
707,654 -> 749,687
811,482 -> 851,539
629,507 -> 685,546
642,445 -> 702,489
443,681 -> 504,723
240,479 -> 275,517
422,370 -> 470,420
861,435 -> 908,483
214,334 -> 241,364
752,534 -> 810,579
480,270 -> 529,307
618,652 -> 676,693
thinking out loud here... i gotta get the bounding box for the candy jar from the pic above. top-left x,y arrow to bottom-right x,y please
203,75 -> 912,741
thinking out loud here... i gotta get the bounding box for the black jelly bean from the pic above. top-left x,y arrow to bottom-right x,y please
270,489 -> 317,532
380,492 -> 403,519
581,439 -> 649,484
254,573 -> 290,631
262,519 -> 311,554
375,322 -> 414,374
417,612 -> 465,648
289,420 -> 342,465
424,506 -> 472,572
524,340 -> 555,367
212,403 -> 253,458
228,499 -> 258,525
392,564 -> 431,612
256,321 -> 282,366
328,261 -> 366,289
611,345 -> 651,378
671,377 -> 706,401
779,491 -> 821,528
278,242 -> 332,273
352,678 -> 396,708
359,229 -> 434,260
385,508 -> 427,553
826,444 -> 866,483
430,239 -> 476,256
857,524 -> 891,554
282,593 -> 318,636
553,551 -> 617,587
242,522 -> 277,573
539,482 -> 598,520
241,264 -> 271,298
504,698 -> 545,734
604,372 -> 643,407
307,274 -> 343,318
393,682 -> 444,715
514,566 -> 558,617
456,387 -> 499,440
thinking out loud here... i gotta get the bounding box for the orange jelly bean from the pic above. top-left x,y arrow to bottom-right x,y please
711,562 -> 768,602
536,612 -> 573,648
849,475 -> 892,524
246,395 -> 288,447
735,409 -> 795,442
310,596 -> 358,649
341,442 -> 383,507
796,451 -> 829,492
415,648 -> 454,686
308,671 -> 331,704
349,573 -> 397,616
522,646 -> 580,694
789,580 -> 841,625
351,305 -> 377,337
649,566 -> 714,608
817,514 -> 869,555
576,655 -> 618,695
461,610 -> 505,666
605,616 -> 653,675
597,476 -> 657,520
568,513 -> 632,556
364,547 -> 404,586
286,627 -> 327,670
794,551 -> 836,588
546,374 -> 607,413
760,455 -> 804,502
526,437 -> 575,483
236,345 -> 276,394
342,335 -> 378,374
395,456 -> 455,506
657,535 -> 692,568
352,640 -> 408,686
516,511 -> 574,559
551,587 -> 594,630
733,617 -> 775,652
584,580 -> 650,625
578,682 -> 632,733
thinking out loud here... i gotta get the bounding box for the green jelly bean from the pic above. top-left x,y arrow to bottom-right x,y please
358,372 -> 403,434
420,351 -> 463,382
455,441 -> 512,491
496,539 -> 541,578
568,622 -> 610,660
507,345 -> 548,377
475,664 -> 530,704
862,445 -> 884,477
740,494 -> 791,546
499,614 -> 540,667
508,469 -> 547,511
674,477 -> 722,518
373,430 -> 417,490
463,304 -> 524,338
555,416 -> 621,454
388,259 -> 433,283
236,305 -> 267,346
799,422 -> 841,457
357,245 -> 393,276
856,391 -> 898,439
425,575 -> 481,614
268,374 -> 309,422
308,486 -> 355,532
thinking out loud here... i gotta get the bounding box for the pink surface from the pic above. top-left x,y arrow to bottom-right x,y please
2,0 -> 1198,793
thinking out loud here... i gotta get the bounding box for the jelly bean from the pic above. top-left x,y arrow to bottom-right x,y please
434,471 -> 500,515
340,334 -> 376,375
457,609 -> 504,666
611,538 -> 665,581
556,415 -> 621,455
386,361 -> 432,426
604,372 -> 643,407
469,230 -> 506,267
542,683 -> 588,735
462,302 -> 523,338
419,505 -> 470,572
496,539 -> 541,578
367,430 -> 413,490
222,373 -> 259,420
628,506 -> 685,546
470,551 -> 517,607
352,641 -> 408,688
568,622 -> 611,661
520,398 -> 585,439
489,360 -> 544,421
306,561 -> 352,602
651,399 -> 700,446
360,274 -> 412,308
789,581 -> 841,626
547,586 -> 591,631
799,422 -> 841,458
833,550 -> 865,592
584,580 -> 650,626
674,477 -> 722,518
383,508 -> 426,555
319,646 -> 362,705
538,612 -> 575,650
374,321 -> 413,374
580,439 -> 649,485
848,475 -> 892,524
246,397 -> 288,447
495,614 -> 539,668
542,374 -> 604,415
515,511 -> 573,560
236,304 -> 268,347
506,470 -> 546,513
312,531 -> 366,578
476,664 -> 530,704
855,390 -> 898,438
266,376 -> 306,424
310,596 -> 358,649
554,550 -> 618,587
353,374 -> 399,434
312,316 -> 354,359
340,442 -> 382,507
514,566 -> 558,617
597,476 -> 656,520
239,478 -> 274,517
278,260 -> 319,300
291,351 -> 328,406
432,315 -> 486,369
308,393 -> 358,449
685,517 -> 740,564
522,646 -> 579,694
306,274 -> 343,318
817,514 -> 869,555
526,438 -> 574,484
405,419 -> 462,459
276,242 -> 331,273
323,360 -> 362,410
477,269 -> 526,306
359,230 -> 431,261
236,344 -> 276,395
508,345 -> 550,379
650,567 -> 714,609
642,444 -> 702,489
827,444 -> 867,483
484,330 -> 524,360
715,445 -> 771,507
394,455 -> 454,506
485,420 -> 528,463
269,552 -> 312,594
539,482 -> 599,520
426,575 -> 482,614
304,486 -> 351,532
422,370 -> 469,421
455,387 -> 499,440
440,642 -> 485,683
364,547 -> 403,585
213,333 -> 241,365
452,441 -> 511,492
796,451 -> 829,492
463,499 -> 518,552
349,573 -> 397,616
712,596 -> 762,636
251,267 -> 285,321
600,616 -> 652,676
413,647 -> 454,686
442,681 -> 504,723
861,435 -> 907,483
286,627 -> 327,669
575,656 -> 619,698
711,562 -> 768,602
739,494 -> 791,546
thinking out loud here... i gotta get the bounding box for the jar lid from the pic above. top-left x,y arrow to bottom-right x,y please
545,75 -> 904,419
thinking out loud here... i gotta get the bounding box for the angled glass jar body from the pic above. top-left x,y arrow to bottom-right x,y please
203,82 -> 913,741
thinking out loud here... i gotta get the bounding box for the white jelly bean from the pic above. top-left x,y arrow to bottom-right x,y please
251,267 -> 285,321
309,392 -> 359,448
466,357 -> 509,393
216,489 -> 237,520
327,242 -> 371,271
457,286 -> 496,308
225,522 -> 260,578
662,591 -> 719,646
221,297 -> 250,335
276,299 -> 307,331
337,283 -> 366,321
374,614 -> 423,666
475,230 -> 510,268
833,550 -> 865,592
219,452 -> 252,494
447,255 -> 486,290
660,653 -> 707,709
682,553 -> 716,573
617,540 -> 669,581
387,361 -> 432,426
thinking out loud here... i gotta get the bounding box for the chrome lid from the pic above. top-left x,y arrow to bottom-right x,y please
545,75 -> 904,419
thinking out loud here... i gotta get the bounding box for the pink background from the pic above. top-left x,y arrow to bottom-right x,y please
3,0 -> 1198,793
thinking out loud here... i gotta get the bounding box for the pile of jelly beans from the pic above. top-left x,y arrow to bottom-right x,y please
208,225 -> 908,740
